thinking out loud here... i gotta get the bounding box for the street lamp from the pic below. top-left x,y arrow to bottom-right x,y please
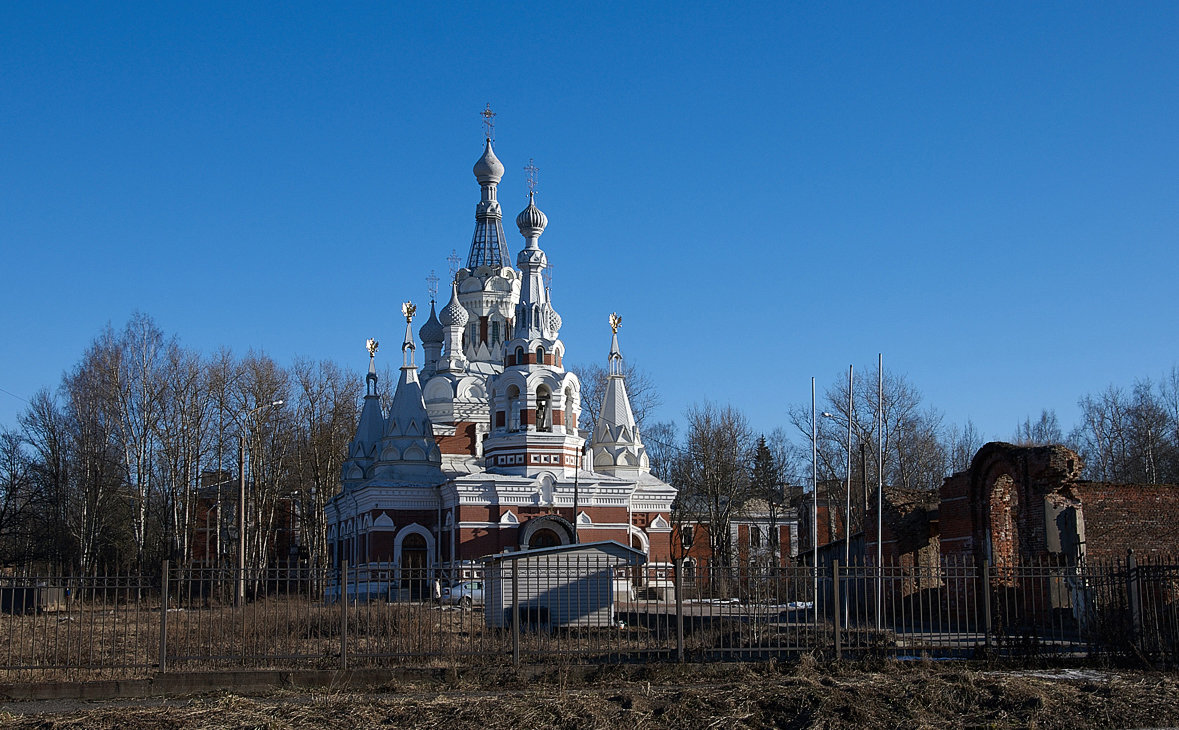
238,399 -> 284,607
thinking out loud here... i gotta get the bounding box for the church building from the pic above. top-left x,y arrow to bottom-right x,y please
325,131 -> 676,596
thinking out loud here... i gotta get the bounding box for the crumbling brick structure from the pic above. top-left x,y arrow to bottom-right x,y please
940,442 -> 1179,567
940,443 -> 1084,570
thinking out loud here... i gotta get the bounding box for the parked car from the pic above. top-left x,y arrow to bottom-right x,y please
441,580 -> 484,608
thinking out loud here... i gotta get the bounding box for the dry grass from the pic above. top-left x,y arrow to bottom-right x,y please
2,660 -> 1179,729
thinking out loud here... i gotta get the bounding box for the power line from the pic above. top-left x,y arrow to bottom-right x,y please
0,386 -> 29,404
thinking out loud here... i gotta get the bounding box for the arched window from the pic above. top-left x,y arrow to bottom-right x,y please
536,346 -> 545,363
536,385 -> 551,432
507,385 -> 521,432
490,319 -> 500,344
515,346 -> 524,365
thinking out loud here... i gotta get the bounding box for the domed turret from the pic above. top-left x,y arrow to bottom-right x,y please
440,282 -> 469,328
516,191 -> 548,238
418,300 -> 444,345
473,138 -> 504,185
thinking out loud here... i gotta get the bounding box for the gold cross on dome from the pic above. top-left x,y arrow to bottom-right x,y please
480,103 -> 496,141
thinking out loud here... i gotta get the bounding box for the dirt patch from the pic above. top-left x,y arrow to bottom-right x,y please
2,659 -> 1178,729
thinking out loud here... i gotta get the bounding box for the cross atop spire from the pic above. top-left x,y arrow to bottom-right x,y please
481,103 -> 496,142
525,158 -> 539,196
447,249 -> 461,277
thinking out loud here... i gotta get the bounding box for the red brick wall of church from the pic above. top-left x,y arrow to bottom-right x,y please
436,422 -> 477,455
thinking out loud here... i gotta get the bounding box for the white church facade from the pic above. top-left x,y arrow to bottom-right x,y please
325,132 -> 676,596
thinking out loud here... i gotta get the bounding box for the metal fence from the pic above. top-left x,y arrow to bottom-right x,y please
0,552 -> 1175,679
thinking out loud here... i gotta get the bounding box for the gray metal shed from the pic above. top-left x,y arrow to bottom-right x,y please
480,541 -> 646,630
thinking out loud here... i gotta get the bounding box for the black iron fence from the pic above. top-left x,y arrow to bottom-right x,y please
0,552 -> 1174,678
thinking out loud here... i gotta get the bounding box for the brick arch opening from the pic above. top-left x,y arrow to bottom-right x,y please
988,473 -> 1020,583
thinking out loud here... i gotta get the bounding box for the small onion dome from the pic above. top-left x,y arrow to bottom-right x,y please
473,138 -> 504,185
546,303 -> 562,332
516,191 -> 548,237
440,282 -> 469,327
418,300 -> 444,345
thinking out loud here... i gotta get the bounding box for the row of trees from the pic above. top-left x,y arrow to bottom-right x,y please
1,314 -> 361,573
652,364 -> 1179,568
3,314 -> 1176,573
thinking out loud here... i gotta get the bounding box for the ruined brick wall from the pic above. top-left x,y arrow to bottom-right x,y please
864,486 -> 939,568
1068,482 -> 1179,562
937,442 -> 1179,566
938,442 -> 1083,566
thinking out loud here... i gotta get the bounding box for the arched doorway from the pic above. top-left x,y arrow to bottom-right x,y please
519,514 -> 575,550
401,533 -> 428,599
531,528 -> 561,549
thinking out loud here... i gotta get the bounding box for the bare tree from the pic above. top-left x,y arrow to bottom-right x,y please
154,343 -> 208,563
290,358 -> 360,567
235,352 -> 291,578
570,359 -> 661,435
1070,386 -> 1132,482
946,419 -> 985,474
789,365 -> 948,520
1013,409 -> 1063,446
0,428 -> 39,563
641,420 -> 678,483
672,402 -> 753,569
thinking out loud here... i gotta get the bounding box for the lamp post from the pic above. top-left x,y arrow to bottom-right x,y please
811,377 -> 818,624
876,354 -> 883,630
237,399 -> 284,607
572,435 -> 585,543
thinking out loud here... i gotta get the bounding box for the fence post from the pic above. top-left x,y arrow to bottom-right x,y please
511,557 -> 520,667
675,558 -> 684,662
340,560 -> 349,671
159,559 -> 169,673
832,560 -> 841,660
982,559 -> 992,651
1126,549 -> 1141,652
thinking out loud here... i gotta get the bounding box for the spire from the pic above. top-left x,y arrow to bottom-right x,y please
378,301 -> 442,480
400,302 -> 417,368
467,136 -> 511,269
608,313 -> 623,376
342,339 -> 387,488
590,314 -> 650,477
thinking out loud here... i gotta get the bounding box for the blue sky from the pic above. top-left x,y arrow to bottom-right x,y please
2,3 -> 1177,442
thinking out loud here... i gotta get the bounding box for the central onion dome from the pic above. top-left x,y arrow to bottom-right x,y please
516,191 -> 548,238
440,281 -> 469,328
418,300 -> 444,345
473,138 -> 504,185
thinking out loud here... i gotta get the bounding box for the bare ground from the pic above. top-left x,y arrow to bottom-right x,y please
2,659 -> 1178,729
